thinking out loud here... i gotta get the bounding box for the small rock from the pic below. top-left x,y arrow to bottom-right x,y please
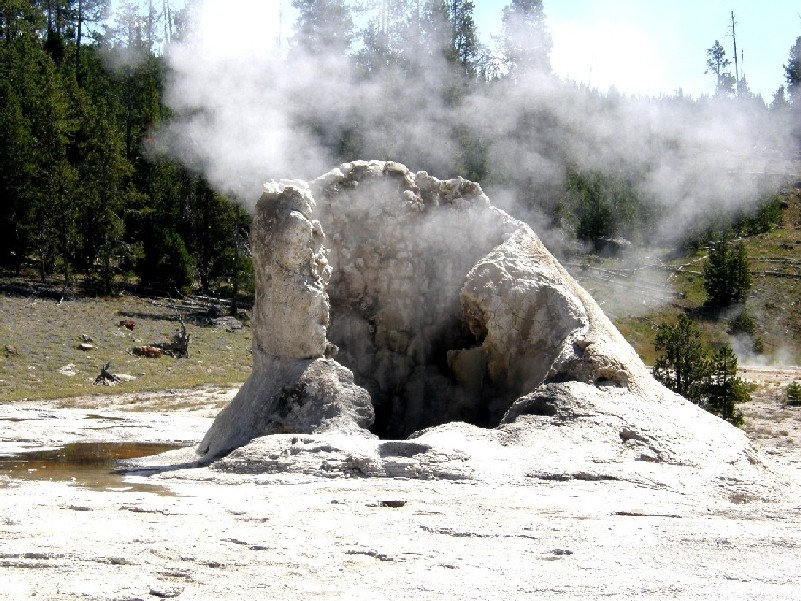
59,364 -> 78,377
209,316 -> 243,332
378,500 -> 406,508
77,343 -> 95,351
4,345 -> 18,357
149,585 -> 183,598
132,346 -> 163,358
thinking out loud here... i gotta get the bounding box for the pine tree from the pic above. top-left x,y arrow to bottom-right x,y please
73,0 -> 111,83
705,344 -> 747,426
653,315 -> 710,404
500,0 -> 551,76
73,97 -> 131,294
449,0 -> 479,78
703,233 -> 751,308
0,77 -> 33,271
784,36 -> 801,104
291,0 -> 354,57
1,0 -> 46,42
706,40 -> 732,96
654,317 -> 751,425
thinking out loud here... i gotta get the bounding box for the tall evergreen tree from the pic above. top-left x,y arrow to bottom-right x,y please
73,0 -> 110,83
291,0 -> 354,57
355,0 -> 420,74
703,233 -> 751,308
10,36 -> 80,283
771,85 -> 790,111
784,36 -> 801,104
0,76 -> 33,270
654,316 -> 750,425
185,176 -> 246,293
653,315 -> 709,404
72,94 -> 131,293
500,0 -> 551,76
706,40 -> 735,96
705,344 -> 747,426
1,0 -> 46,42
449,0 -> 478,77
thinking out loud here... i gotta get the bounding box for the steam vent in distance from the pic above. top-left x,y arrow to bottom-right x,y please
197,160 -> 776,495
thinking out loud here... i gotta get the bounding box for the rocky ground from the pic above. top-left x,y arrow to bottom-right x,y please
1,377 -> 800,601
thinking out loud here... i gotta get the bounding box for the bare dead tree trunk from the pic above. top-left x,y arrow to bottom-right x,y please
94,361 -> 121,385
76,0 -> 83,84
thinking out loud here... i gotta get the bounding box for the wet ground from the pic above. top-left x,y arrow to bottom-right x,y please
0,441 -> 185,493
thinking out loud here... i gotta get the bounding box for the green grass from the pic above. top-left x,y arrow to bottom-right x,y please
0,285 -> 252,402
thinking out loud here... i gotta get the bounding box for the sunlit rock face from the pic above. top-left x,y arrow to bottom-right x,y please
198,160 -> 656,459
311,160 -> 644,440
197,161 -> 755,485
318,162 -> 522,438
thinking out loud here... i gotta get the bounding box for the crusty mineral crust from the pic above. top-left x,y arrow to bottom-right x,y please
197,161 -> 763,489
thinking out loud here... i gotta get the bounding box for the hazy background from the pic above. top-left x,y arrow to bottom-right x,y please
158,0 -> 798,253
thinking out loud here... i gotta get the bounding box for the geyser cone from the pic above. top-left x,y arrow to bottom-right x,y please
197,162 -> 766,500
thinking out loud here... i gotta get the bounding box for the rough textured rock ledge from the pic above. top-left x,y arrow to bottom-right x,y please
195,160 -> 774,496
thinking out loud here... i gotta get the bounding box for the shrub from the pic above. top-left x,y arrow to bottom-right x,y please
653,315 -> 751,426
787,381 -> 801,406
728,305 -> 756,335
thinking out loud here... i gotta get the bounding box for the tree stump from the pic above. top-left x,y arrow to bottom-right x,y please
94,361 -> 121,385
155,317 -> 191,358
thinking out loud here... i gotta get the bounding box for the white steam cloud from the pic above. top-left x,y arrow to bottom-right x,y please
158,1 -> 796,245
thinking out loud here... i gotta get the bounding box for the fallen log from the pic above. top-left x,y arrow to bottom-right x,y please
153,317 -> 191,358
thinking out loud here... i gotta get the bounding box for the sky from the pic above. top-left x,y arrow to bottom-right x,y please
157,0 -> 800,100
194,0 -> 801,100
473,0 -> 800,100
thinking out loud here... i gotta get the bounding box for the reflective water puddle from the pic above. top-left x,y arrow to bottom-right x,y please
0,442 -> 185,495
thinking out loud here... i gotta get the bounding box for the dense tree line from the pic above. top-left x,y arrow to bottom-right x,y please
0,0 -> 250,296
1,0 -> 800,298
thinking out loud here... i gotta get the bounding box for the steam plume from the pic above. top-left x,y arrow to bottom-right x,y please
158,1 -> 795,246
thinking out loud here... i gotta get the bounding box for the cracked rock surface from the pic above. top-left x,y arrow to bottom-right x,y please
2,400 -> 800,601
196,161 -> 768,496
1,383 -> 800,599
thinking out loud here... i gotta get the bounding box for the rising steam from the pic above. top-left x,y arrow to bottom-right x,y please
158,1 -> 795,246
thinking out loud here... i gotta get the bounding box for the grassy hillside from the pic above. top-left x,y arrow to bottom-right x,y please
569,181 -> 801,366
0,284 -> 252,403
